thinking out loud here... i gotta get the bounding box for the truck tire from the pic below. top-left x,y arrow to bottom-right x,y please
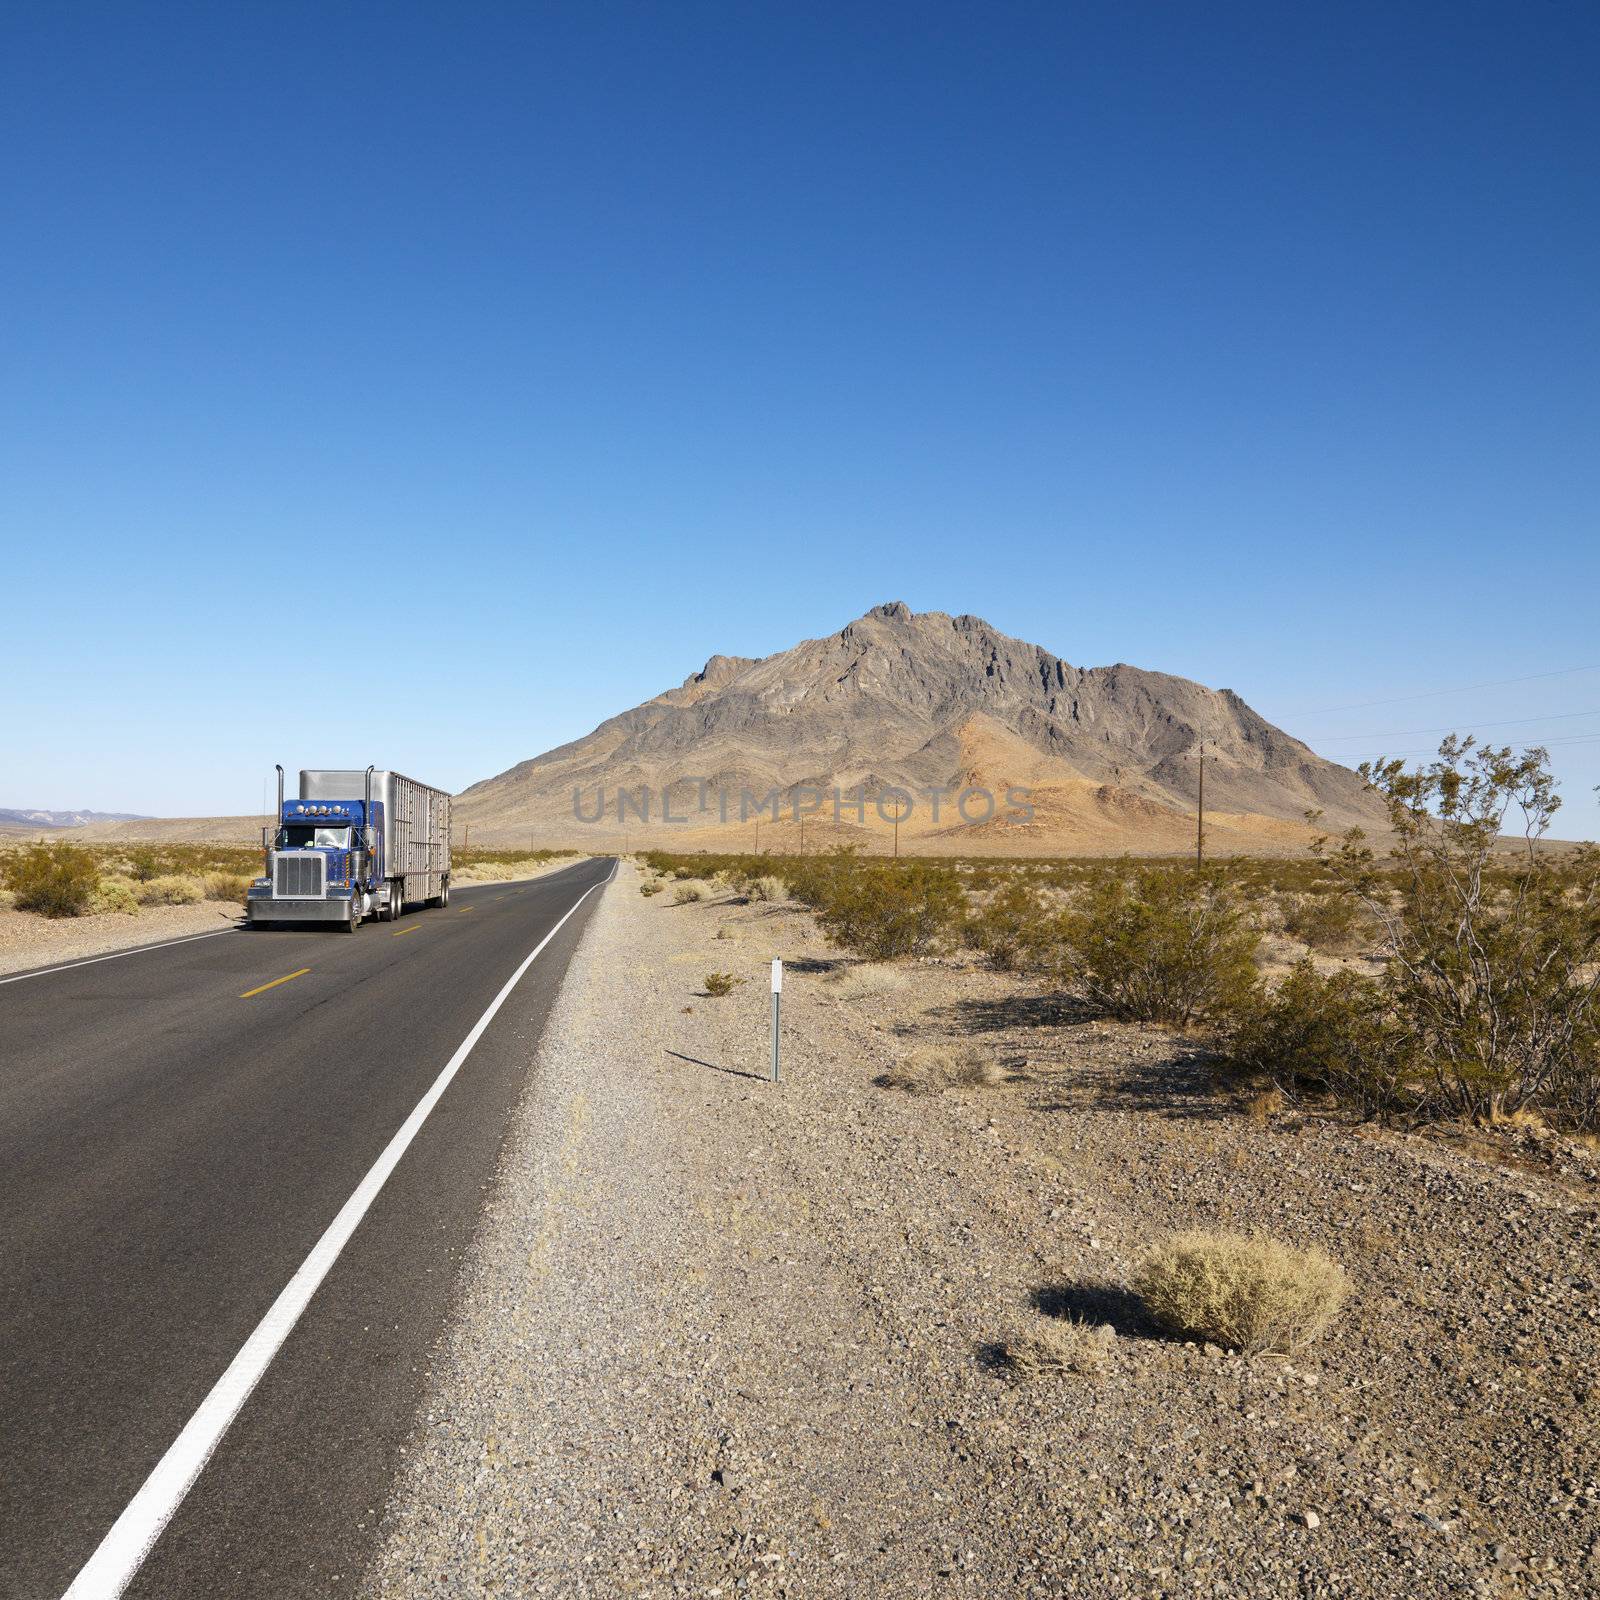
385,880 -> 403,922
345,896 -> 363,933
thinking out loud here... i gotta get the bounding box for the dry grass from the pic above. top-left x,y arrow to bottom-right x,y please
747,874 -> 786,903
132,874 -> 205,907
1002,1317 -> 1118,1377
878,1043 -> 1006,1095
202,871 -> 251,903
672,883 -> 707,905
1241,1087 -> 1285,1124
828,964 -> 908,1001
1134,1230 -> 1348,1354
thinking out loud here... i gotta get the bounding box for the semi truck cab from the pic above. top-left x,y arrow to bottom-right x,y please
248,766 -> 452,932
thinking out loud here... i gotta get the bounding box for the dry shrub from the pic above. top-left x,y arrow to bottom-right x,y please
1241,1086 -> 1285,1123
134,874 -> 205,906
4,842 -> 100,917
639,879 -> 663,896
1003,1318 -> 1117,1377
672,882 -> 706,904
747,874 -> 786,903
203,871 -> 251,903
828,964 -> 908,1001
0,888 -> 16,912
878,1044 -> 1004,1094
89,877 -> 141,916
1134,1230 -> 1348,1354
703,971 -> 740,997
1279,891 -> 1364,953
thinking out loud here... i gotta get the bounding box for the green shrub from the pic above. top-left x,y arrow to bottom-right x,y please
1229,958 -> 1409,1118
1319,738 -> 1600,1126
4,842 -> 100,917
89,877 -> 141,916
963,879 -> 1050,970
1050,867 -> 1259,1025
1134,1230 -> 1348,1354
703,971 -> 741,997
814,862 -> 964,961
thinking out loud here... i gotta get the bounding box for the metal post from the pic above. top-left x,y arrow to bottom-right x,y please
1196,742 -> 1205,868
770,959 -> 782,1082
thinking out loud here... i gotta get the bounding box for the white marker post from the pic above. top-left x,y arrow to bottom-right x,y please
770,958 -> 782,1083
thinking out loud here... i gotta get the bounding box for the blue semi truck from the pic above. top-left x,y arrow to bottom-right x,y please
247,766 -> 453,932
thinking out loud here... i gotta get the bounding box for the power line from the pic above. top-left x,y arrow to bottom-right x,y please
1284,663 -> 1600,718
1312,707 -> 1600,743
1329,732 -> 1600,763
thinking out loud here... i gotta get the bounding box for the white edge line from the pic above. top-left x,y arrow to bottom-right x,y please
0,928 -> 238,987
61,857 -> 616,1600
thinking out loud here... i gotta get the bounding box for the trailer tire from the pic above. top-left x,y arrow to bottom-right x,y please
385,880 -> 403,922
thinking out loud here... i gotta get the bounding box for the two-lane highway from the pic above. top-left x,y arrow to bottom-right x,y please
0,857 -> 614,1599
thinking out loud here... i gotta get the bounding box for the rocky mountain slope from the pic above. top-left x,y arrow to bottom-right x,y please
456,603 -> 1382,854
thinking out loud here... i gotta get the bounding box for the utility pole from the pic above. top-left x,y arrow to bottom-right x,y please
1196,742 -> 1205,868
754,822 -> 760,855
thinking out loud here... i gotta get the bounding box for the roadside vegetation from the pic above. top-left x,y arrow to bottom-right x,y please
0,841 -> 578,918
638,737 -> 1600,1134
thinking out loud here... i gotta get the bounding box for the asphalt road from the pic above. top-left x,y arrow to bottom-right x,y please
0,856 -> 615,1600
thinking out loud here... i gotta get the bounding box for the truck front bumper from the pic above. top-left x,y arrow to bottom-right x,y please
247,894 -> 355,925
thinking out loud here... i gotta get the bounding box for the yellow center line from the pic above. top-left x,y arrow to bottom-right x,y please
458,907 -> 474,913
240,967 -> 311,999
392,926 -> 423,937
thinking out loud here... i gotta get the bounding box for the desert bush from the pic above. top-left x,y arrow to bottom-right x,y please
963,879 -> 1050,970
672,882 -> 706,905
1228,959 -> 1410,1119
1280,890 -> 1365,953
703,971 -> 741,997
828,964 -> 907,1001
134,874 -> 204,906
4,842 -> 100,917
202,871 -> 251,903
814,862 -> 965,961
639,879 -> 663,897
1134,1230 -> 1348,1354
877,1044 -> 1004,1094
1050,867 -> 1259,1026
1002,1317 -> 1117,1377
747,874 -> 786,903
89,877 -> 141,916
1318,738 -> 1600,1126
125,847 -> 163,882
0,888 -> 16,912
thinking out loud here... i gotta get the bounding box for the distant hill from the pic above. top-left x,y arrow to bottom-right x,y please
455,602 -> 1385,855
0,807 -> 147,830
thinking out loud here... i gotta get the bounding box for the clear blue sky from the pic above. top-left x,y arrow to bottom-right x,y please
4,2 -> 1597,834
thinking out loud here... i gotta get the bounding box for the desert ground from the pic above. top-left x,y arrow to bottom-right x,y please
359,862 -> 1599,1600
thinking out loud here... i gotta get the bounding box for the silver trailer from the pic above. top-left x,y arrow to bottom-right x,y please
300,768 -> 452,915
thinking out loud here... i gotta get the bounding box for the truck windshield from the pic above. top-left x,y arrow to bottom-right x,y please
278,825 -> 352,850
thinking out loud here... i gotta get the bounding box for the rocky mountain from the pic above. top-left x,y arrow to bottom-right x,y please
456,603 -> 1383,854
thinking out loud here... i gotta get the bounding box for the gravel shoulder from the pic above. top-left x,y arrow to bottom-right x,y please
361,864 -> 1600,1600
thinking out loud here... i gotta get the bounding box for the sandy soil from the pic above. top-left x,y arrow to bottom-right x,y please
360,864 -> 1600,1599
0,900 -> 245,977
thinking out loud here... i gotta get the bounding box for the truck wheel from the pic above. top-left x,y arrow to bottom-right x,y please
345,896 -> 363,933
386,880 -> 403,922
440,878 -> 450,908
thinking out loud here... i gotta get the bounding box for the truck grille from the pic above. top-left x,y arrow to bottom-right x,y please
273,853 -> 326,899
